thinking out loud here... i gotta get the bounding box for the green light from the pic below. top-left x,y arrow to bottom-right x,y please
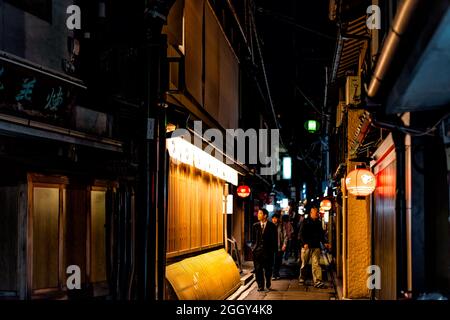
305,120 -> 319,133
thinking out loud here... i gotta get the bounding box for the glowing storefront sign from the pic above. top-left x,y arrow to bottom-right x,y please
167,137 -> 238,186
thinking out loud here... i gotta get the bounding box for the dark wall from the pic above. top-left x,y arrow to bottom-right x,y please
0,0 -> 74,74
0,186 -> 19,293
424,136 -> 450,294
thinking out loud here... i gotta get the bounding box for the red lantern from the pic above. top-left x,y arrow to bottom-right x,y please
345,168 -> 376,196
320,199 -> 332,211
237,185 -> 251,198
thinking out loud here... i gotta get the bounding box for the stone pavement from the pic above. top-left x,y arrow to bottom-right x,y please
240,257 -> 337,300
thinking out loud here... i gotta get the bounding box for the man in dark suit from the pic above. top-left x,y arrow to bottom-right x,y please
251,208 -> 278,291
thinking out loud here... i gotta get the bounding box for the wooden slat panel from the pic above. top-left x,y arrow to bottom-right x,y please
167,161 -> 225,256
204,2 -> 239,129
91,190 -> 107,283
18,183 -> 28,299
185,0 -> 203,104
64,186 -> 87,285
0,187 -> 18,292
374,156 -> 397,300
216,182 -> 222,244
180,165 -> 190,251
210,177 -> 218,245
167,164 -> 177,253
204,3 -> 220,121
201,171 -> 211,247
32,187 -> 59,290
190,169 -> 201,250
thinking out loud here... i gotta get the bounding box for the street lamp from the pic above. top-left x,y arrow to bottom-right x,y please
320,199 -> 332,211
345,168 -> 376,196
305,120 -> 320,133
237,185 -> 251,198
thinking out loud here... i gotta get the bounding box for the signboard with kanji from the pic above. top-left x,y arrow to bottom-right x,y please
0,56 -> 87,128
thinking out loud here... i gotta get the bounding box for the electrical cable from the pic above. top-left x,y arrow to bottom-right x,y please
402,112 -> 449,137
257,8 -> 336,41
248,4 -> 286,150
296,86 -> 325,116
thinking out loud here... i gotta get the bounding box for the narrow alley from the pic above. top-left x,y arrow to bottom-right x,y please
240,258 -> 337,300
0,0 -> 449,308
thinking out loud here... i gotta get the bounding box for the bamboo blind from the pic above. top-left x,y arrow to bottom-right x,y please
167,161 -> 224,257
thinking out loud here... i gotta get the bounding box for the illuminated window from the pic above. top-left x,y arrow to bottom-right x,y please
29,176 -> 111,297
32,187 -> 60,290
283,157 -> 292,180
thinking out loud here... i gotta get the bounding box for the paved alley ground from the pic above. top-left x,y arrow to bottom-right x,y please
240,258 -> 337,300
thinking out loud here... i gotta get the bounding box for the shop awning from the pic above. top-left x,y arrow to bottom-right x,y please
331,15 -> 369,82
0,113 -> 123,152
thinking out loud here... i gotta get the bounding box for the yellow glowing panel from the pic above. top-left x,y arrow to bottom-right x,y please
165,249 -> 241,300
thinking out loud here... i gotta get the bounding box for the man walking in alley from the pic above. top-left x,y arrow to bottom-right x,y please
252,209 -> 278,291
298,207 -> 330,288
271,211 -> 288,280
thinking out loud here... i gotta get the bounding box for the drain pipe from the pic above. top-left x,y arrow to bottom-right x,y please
367,0 -> 422,98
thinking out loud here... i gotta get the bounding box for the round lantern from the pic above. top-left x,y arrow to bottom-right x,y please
345,168 -> 376,196
320,199 -> 332,211
304,120 -> 320,133
237,185 -> 251,198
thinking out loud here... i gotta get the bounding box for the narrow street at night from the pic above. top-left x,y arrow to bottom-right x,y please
238,258 -> 338,300
0,0 -> 449,316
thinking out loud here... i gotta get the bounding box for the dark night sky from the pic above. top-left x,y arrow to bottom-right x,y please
255,0 -> 336,188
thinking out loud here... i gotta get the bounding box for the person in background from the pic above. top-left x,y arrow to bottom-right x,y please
298,207 -> 331,288
291,213 -> 301,263
282,214 -> 294,262
271,211 -> 288,280
251,209 -> 278,291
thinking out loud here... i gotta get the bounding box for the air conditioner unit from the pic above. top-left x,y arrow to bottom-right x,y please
346,76 -> 361,106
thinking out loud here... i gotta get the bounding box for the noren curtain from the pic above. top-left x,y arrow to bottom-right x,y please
167,161 -> 224,257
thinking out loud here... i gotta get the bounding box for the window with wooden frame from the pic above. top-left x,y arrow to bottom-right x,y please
31,184 -> 62,294
28,174 -> 112,298
90,187 -> 107,285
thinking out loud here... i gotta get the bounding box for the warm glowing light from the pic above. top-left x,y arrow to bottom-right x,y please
237,185 -> 251,198
320,199 -> 332,211
345,168 -> 376,196
166,123 -> 177,133
167,137 -> 238,186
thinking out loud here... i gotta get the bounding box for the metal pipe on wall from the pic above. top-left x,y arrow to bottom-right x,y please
392,131 -> 408,298
367,0 -> 422,98
342,177 -> 348,298
156,104 -> 168,301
